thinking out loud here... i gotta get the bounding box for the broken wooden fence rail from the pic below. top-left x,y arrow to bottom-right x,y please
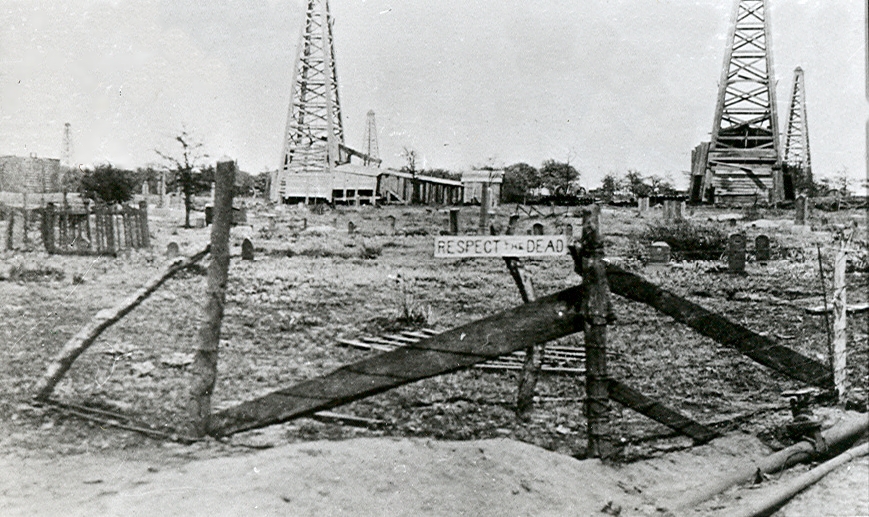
32,246 -> 211,402
604,263 -> 834,388
208,284 -> 588,437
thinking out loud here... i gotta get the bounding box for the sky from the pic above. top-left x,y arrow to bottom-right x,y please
0,0 -> 865,190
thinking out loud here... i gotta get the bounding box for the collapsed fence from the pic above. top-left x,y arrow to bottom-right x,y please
31,192 -> 848,462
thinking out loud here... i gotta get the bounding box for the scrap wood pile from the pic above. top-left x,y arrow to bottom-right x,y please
336,328 -> 586,374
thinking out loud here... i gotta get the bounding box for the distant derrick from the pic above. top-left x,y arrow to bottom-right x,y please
362,110 -> 380,166
690,0 -> 791,204
783,67 -> 812,194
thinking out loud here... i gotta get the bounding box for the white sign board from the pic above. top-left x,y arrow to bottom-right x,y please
434,235 -> 568,258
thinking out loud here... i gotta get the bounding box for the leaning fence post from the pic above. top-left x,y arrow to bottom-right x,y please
574,204 -> 615,458
832,246 -> 847,399
499,217 -> 542,418
189,158 -> 235,437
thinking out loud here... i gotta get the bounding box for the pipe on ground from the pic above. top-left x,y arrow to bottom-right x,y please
664,412 -> 868,514
729,442 -> 869,517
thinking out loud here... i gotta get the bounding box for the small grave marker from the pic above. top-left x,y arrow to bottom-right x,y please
727,233 -> 746,273
347,221 -> 356,234
532,223 -> 545,235
638,197 -> 650,213
648,241 -> 670,264
241,238 -> 254,261
386,215 -> 396,235
166,242 -> 180,259
563,224 -> 573,239
755,235 -> 770,263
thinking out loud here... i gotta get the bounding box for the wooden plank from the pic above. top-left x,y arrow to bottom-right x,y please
33,246 -> 211,401
604,263 -> 833,388
209,284 -> 586,437
608,379 -> 718,444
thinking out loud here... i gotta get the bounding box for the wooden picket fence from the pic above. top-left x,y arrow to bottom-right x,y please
41,201 -> 150,256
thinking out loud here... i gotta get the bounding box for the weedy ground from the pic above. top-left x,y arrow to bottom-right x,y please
0,201 -> 865,460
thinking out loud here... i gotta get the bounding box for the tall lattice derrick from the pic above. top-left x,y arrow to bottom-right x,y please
783,67 -> 812,193
275,0 -> 344,201
697,0 -> 789,204
361,109 -> 379,166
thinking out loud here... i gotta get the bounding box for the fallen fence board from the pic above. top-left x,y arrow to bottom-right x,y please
209,285 -> 586,437
608,379 -> 718,444
604,264 -> 833,388
33,247 -> 211,401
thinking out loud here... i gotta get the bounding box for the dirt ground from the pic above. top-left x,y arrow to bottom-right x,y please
1,200 -> 867,515
1,419 -> 866,517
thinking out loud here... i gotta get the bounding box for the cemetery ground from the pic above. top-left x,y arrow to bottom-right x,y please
0,200 -> 867,516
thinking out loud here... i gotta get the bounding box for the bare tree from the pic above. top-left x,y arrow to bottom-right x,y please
401,146 -> 418,175
156,129 -> 210,228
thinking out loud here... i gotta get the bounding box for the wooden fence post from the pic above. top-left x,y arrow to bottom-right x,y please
577,204 -> 615,458
5,207 -> 13,250
500,216 -> 542,418
42,204 -> 55,253
479,184 -> 489,233
105,207 -> 116,255
189,158 -> 235,437
21,193 -> 29,246
832,247 -> 847,398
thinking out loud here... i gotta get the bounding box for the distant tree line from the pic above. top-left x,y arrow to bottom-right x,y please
502,160 -> 580,204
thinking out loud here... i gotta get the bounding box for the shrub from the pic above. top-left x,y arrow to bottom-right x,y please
640,220 -> 729,260
79,164 -> 136,204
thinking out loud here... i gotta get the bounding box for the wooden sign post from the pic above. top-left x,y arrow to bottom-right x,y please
435,225 -> 568,419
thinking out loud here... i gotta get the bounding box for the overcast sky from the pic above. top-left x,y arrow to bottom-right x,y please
0,0 -> 865,188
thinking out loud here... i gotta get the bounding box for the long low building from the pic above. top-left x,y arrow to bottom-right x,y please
378,170 -> 463,205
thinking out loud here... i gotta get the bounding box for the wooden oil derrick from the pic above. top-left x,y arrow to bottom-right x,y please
362,110 -> 380,166
273,0 -> 344,203
783,67 -> 812,195
690,0 -> 790,205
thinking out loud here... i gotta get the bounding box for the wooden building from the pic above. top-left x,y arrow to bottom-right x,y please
377,170 -> 463,205
0,155 -> 62,194
461,169 -> 503,206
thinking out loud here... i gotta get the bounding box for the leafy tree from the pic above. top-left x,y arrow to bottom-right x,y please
539,160 -> 578,195
419,168 -> 461,181
624,169 -> 651,198
79,163 -> 136,204
502,162 -> 540,204
599,172 -> 623,202
156,130 -> 210,228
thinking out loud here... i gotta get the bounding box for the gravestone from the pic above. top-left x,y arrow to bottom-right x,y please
532,223 -> 545,235
648,241 -> 670,264
563,224 -> 573,239
302,218 -> 307,231
347,221 -> 356,234
166,242 -> 180,259
241,238 -> 254,261
449,209 -> 460,235
795,195 -> 807,225
728,233 -> 746,273
506,214 -> 521,235
663,200 -> 683,223
638,197 -> 650,213
386,215 -> 396,235
755,235 -> 770,263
